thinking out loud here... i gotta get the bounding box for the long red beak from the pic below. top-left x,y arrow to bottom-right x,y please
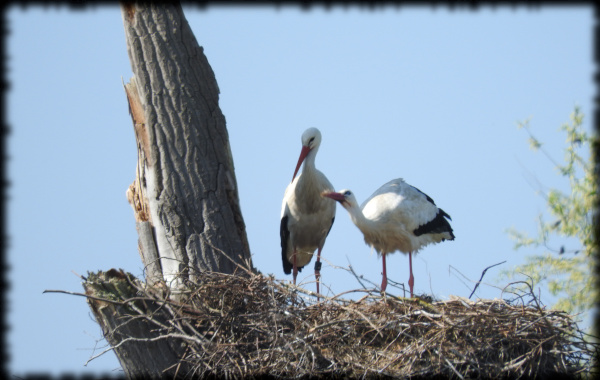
292,145 -> 311,182
322,191 -> 346,202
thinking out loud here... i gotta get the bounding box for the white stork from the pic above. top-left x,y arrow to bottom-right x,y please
323,178 -> 454,297
280,128 -> 336,294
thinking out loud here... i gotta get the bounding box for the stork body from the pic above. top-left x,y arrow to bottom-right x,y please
280,128 -> 336,294
324,178 -> 454,297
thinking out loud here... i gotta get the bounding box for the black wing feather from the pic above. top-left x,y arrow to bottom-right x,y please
410,184 -> 437,206
413,208 -> 455,240
326,217 -> 335,237
280,215 -> 292,274
281,216 -> 335,276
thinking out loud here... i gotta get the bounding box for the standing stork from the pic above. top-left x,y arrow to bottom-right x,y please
280,128 -> 336,295
323,178 -> 454,297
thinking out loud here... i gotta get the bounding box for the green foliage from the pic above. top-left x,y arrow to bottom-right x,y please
505,107 -> 595,315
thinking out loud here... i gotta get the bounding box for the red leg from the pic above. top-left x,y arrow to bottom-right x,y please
292,251 -> 298,285
408,251 -> 414,297
381,253 -> 387,292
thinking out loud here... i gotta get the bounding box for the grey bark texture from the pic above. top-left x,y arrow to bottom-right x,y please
85,270 -> 195,379
82,3 -> 254,377
121,2 -> 252,286
136,221 -> 162,285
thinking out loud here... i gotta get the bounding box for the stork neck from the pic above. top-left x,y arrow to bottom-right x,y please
346,206 -> 373,234
301,148 -> 317,174
296,151 -> 320,194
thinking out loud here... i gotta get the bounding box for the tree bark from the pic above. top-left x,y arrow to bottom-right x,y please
85,270 -> 195,378
83,3 -> 253,377
121,2 -> 252,287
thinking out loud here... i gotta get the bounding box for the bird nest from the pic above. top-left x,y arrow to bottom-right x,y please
83,268 -> 597,379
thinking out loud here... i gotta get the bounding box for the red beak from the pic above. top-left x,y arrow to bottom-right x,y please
292,145 -> 311,182
322,191 -> 346,202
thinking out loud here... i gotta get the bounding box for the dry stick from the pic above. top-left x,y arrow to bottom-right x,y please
347,262 -> 369,290
49,264 -> 596,377
448,265 -> 477,293
443,356 -> 466,380
43,289 -> 130,305
44,287 -> 192,315
516,273 -> 544,311
385,278 -> 406,295
83,333 -> 208,366
469,261 -> 506,299
71,270 -> 86,280
200,235 -> 255,276
326,288 -> 374,303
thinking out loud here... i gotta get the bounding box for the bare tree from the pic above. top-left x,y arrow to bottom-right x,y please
122,2 -> 252,286
83,3 -> 253,376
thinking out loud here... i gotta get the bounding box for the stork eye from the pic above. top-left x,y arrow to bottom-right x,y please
344,191 -> 352,196
309,137 -> 315,144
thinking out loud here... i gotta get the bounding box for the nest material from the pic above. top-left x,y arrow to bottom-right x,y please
86,269 -> 597,379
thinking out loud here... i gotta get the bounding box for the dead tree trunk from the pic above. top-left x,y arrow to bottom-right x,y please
121,2 -> 252,286
82,3 -> 253,377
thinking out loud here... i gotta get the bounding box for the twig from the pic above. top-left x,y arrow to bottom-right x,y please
448,265 -> 476,293
73,267 -> 596,377
443,356 -> 465,380
84,333 -> 208,366
71,270 -> 86,280
345,257 -> 368,290
43,289 -> 127,305
469,261 -> 506,299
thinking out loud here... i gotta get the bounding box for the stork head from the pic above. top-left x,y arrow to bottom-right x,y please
322,189 -> 358,210
292,128 -> 322,182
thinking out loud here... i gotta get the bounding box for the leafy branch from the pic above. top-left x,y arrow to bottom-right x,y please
503,107 -> 595,317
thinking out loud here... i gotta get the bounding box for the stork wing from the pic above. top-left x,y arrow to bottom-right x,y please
280,215 -> 292,275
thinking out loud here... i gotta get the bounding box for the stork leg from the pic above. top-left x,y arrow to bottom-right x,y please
292,252 -> 298,285
315,247 -> 322,295
408,251 -> 414,298
381,253 -> 388,292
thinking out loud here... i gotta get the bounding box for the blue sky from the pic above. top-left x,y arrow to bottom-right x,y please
7,5 -> 594,376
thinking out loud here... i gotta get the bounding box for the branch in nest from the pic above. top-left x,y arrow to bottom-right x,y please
65,268 -> 597,378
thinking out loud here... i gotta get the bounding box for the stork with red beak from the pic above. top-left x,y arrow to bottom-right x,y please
323,178 -> 454,297
280,128 -> 336,294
